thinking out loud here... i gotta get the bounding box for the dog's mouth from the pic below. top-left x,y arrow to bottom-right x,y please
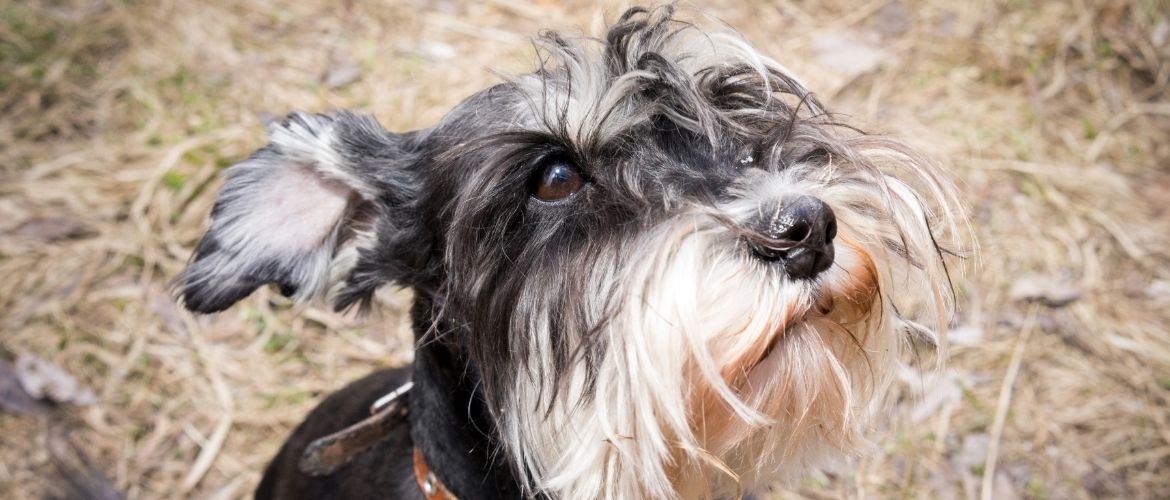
740,234 -> 880,374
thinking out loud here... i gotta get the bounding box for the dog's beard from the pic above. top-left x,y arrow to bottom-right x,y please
497,174 -> 929,499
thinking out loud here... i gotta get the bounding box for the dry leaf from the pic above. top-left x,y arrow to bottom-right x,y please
15,353 -> 98,406
1009,274 -> 1081,307
953,433 -> 990,471
811,30 -> 893,78
13,216 -> 97,242
321,59 -> 362,90
900,366 -> 964,423
992,470 -> 1023,500
1146,279 -> 1170,302
418,41 -> 457,61
949,323 -> 986,346
1,359 -> 50,415
1152,20 -> 1168,47
874,1 -> 910,37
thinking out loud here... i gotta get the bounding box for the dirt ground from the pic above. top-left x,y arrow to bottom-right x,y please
2,0 -> 1169,498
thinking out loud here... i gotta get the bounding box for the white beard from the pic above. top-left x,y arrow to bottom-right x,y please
497,168 -> 948,499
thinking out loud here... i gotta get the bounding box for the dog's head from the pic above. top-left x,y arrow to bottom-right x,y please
177,6 -> 961,498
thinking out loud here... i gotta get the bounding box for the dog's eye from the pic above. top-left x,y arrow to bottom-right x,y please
532,159 -> 584,201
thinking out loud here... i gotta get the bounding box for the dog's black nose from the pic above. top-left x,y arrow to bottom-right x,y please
745,195 -> 837,280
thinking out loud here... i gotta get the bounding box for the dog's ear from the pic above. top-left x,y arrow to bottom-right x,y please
176,111 -> 422,314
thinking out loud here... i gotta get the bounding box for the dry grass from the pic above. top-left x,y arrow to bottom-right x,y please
2,0 -> 1169,498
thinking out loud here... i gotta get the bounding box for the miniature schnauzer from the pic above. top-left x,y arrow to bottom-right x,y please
176,5 -> 960,499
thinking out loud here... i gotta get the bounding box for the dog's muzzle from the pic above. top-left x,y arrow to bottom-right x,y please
744,195 -> 837,280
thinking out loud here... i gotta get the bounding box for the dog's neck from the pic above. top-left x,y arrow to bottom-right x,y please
407,297 -> 524,499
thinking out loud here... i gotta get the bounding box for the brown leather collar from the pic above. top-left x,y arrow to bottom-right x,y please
298,382 -> 412,476
413,446 -> 458,500
297,381 -> 456,498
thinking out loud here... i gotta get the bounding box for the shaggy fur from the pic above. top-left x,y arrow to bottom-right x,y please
176,5 -> 961,499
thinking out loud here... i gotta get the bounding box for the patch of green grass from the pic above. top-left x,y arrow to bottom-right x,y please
399,55 -> 423,77
1141,0 -> 1170,20
215,154 -> 236,169
162,170 -> 188,190
159,66 -> 234,136
1027,47 -> 1054,78
1096,41 -> 1116,60
800,474 -> 830,489
1157,377 -> 1170,390
130,424 -> 150,442
1081,116 -> 1098,140
179,145 -> 230,170
261,389 -> 318,408
0,5 -> 59,68
1018,177 -> 1044,198
0,3 -> 124,127
1025,478 -> 1049,500
80,351 -> 104,372
980,67 -> 1006,87
124,254 -> 146,270
1010,132 -> 1034,161
263,333 -> 294,354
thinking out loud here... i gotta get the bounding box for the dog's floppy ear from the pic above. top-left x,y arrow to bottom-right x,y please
176,111 -> 420,314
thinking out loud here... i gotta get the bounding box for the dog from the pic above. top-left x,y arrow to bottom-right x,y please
175,5 -> 961,499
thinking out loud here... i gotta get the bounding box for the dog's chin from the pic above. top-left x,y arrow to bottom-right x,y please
673,232 -> 889,498
504,215 -> 897,499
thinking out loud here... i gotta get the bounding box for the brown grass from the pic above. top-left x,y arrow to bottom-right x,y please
2,0 -> 1169,498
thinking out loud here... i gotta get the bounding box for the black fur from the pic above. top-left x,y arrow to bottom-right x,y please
255,367 -> 420,499
256,303 -> 525,498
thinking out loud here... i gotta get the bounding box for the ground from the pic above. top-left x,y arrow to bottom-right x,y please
2,0 -> 1169,498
